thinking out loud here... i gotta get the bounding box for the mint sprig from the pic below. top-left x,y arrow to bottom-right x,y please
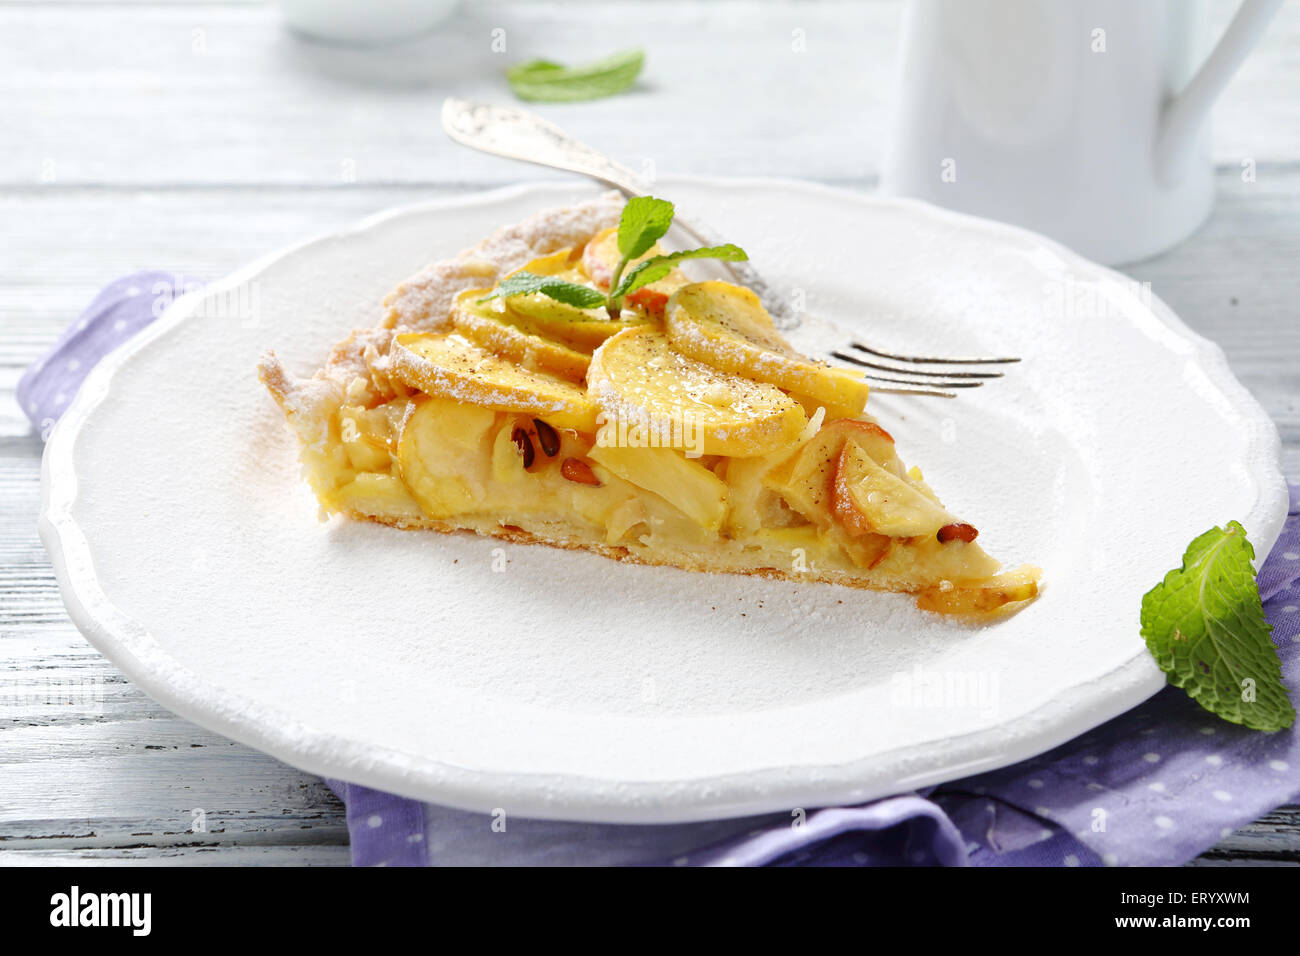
507,49 -> 644,103
478,271 -> 606,310
1140,521 -> 1295,732
613,244 -> 748,299
482,196 -> 748,320
617,195 -> 676,261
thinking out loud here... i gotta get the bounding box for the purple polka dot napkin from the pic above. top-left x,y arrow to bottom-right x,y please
23,273 -> 1300,866
17,272 -> 204,434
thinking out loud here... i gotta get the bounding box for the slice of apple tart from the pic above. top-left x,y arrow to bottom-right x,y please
259,194 -> 1039,615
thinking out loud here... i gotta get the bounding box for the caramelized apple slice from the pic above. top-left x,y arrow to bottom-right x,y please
831,441 -> 957,538
451,289 -> 590,382
587,327 -> 807,458
665,281 -> 871,414
392,332 -> 600,432
916,567 -> 1042,616
764,418 -> 901,527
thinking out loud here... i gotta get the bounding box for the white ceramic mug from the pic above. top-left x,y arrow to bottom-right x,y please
881,0 -> 1283,264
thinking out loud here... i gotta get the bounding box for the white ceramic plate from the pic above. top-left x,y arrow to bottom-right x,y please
41,178 -> 1286,823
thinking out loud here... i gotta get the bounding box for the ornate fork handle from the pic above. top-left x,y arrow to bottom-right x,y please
442,98 -> 647,196
441,98 -> 799,330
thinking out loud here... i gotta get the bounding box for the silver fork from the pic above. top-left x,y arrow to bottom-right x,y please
441,97 -> 1019,397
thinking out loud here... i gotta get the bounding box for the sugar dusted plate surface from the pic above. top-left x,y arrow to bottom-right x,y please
40,178 -> 1286,823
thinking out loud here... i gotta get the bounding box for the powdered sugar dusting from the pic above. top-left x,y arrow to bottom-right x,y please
260,193 -> 621,445
382,192 -> 623,332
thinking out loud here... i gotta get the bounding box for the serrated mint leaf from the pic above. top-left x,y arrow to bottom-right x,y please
506,48 -> 644,103
1140,521 -> 1295,732
477,271 -> 607,310
613,244 -> 749,298
617,196 -> 675,261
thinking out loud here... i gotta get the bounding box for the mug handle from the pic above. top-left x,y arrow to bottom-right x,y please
1156,0 -> 1285,184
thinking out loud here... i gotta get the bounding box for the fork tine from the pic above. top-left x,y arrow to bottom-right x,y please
854,371 -> 983,389
830,352 -> 986,386
831,351 -> 1003,380
868,385 -> 958,398
849,342 -> 1021,365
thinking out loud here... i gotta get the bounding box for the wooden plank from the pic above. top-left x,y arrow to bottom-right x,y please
0,845 -> 350,866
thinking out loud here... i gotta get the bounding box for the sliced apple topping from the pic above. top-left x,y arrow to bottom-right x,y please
589,443 -> 728,531
503,247 -> 651,350
916,566 -> 1041,616
832,441 -> 957,538
397,397 -> 499,519
665,281 -> 871,415
764,418 -> 902,528
506,296 -> 652,351
587,327 -> 807,458
451,289 -> 590,382
392,331 -> 600,432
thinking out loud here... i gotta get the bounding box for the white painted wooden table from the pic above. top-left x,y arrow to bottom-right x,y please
3,0 -> 1298,865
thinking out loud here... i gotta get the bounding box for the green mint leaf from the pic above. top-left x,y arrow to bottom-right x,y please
477,271 -> 607,310
509,60 -> 565,75
1140,521 -> 1295,732
506,48 -> 644,103
617,196 -> 675,261
613,244 -> 749,298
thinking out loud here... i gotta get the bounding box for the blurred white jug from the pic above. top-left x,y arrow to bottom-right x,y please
881,0 -> 1283,264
